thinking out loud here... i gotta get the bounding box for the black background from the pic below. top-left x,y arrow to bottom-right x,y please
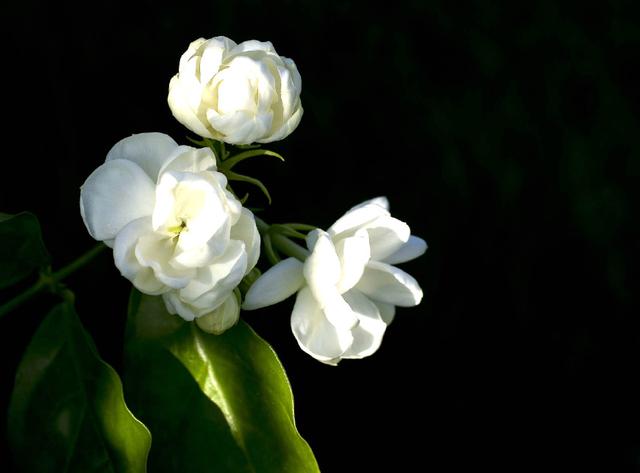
2,0 -> 640,471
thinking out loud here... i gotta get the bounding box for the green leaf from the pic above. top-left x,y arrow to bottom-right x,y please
124,342 -> 253,473
125,293 -> 320,473
0,212 -> 49,289
8,302 -> 151,472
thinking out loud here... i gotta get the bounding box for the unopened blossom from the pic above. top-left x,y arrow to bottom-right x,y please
168,36 -> 303,145
243,198 -> 426,364
80,132 -> 260,331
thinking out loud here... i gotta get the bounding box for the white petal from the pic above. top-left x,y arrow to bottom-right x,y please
133,269 -> 167,296
196,293 -> 240,334
383,236 -> 428,265
113,217 -> 166,295
206,108 -> 263,145
334,229 -> 370,293
151,172 -> 179,231
168,75 -> 214,138
290,288 -> 352,365
242,258 -> 304,310
229,39 -> 277,56
80,159 -> 155,242
152,171 -> 228,246
186,220 -> 231,268
304,232 -> 359,330
171,233 -> 219,269
306,228 -> 320,251
278,62 -> 299,116
162,291 -> 197,321
254,57 -> 298,142
199,36 -> 235,83
113,218 -> 148,280
328,202 -> 390,240
342,290 -> 387,359
231,208 -> 260,272
218,175 -> 242,224
135,233 -> 195,289
321,292 -> 359,332
177,240 -> 247,311
375,301 -> 396,325
179,38 -> 207,73
158,145 -> 217,176
178,175 -> 229,250
105,132 -> 178,182
282,57 -> 302,94
213,60 -> 260,114
356,261 -> 423,307
364,215 -> 410,261
304,231 -> 340,287
350,196 -> 389,211
260,104 -> 303,143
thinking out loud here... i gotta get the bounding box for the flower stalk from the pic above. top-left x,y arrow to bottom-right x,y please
255,216 -> 311,264
270,233 -> 309,261
0,243 -> 106,319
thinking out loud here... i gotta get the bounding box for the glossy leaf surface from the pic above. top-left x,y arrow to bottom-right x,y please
125,293 -> 320,473
8,302 -> 151,472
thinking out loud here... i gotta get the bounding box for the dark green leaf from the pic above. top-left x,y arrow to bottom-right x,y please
0,212 -> 50,289
124,343 -> 253,473
8,302 -> 151,472
126,293 -> 320,473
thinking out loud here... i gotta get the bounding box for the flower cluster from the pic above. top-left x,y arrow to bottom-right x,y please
80,132 -> 259,333
243,198 -> 425,364
80,35 -> 426,363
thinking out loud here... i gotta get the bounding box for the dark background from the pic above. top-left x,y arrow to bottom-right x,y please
2,0 -> 640,471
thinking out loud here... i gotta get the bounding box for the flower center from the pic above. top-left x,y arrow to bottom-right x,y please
167,219 -> 187,237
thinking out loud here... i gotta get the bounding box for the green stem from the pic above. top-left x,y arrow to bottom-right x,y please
0,243 -> 107,319
220,141 -> 228,160
52,243 -> 107,281
255,216 -> 270,234
0,280 -> 47,320
254,217 -> 310,262
271,233 -> 310,261
284,223 -> 318,232
262,234 -> 280,265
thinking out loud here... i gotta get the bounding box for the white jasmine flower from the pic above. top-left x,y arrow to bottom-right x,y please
168,36 -> 303,145
80,132 -> 260,329
243,198 -> 426,364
